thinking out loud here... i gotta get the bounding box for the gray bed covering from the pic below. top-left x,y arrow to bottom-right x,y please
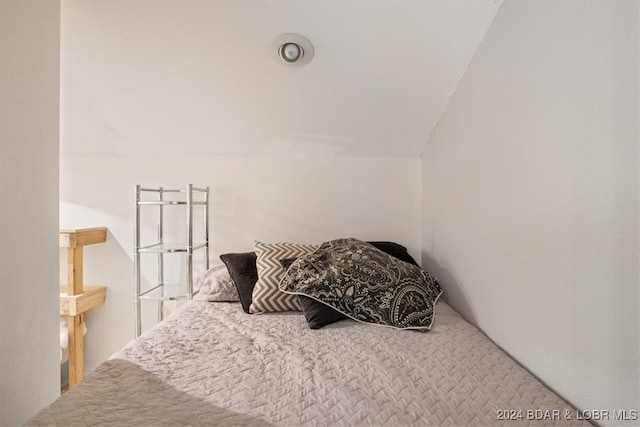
28,301 -> 587,426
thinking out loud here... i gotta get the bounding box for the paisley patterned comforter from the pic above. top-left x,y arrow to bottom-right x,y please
27,300 -> 587,426
280,238 -> 442,330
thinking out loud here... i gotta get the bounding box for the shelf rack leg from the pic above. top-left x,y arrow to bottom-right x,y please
67,314 -> 84,387
187,184 -> 193,300
158,187 -> 164,321
134,185 -> 141,337
205,187 -> 210,272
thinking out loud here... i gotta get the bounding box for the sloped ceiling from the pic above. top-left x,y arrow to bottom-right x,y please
61,0 -> 500,157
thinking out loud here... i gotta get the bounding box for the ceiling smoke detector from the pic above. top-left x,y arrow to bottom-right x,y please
272,34 -> 314,67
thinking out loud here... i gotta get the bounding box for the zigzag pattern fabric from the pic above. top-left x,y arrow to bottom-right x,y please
249,241 -> 318,313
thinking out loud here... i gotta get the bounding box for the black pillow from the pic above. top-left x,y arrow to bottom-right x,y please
219,252 -> 258,314
368,241 -> 419,266
298,295 -> 348,329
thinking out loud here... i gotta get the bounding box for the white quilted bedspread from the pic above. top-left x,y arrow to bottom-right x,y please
28,301 -> 588,426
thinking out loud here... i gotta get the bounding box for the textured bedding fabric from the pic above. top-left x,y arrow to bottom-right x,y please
28,301 -> 588,426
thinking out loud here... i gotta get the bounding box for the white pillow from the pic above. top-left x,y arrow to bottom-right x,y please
193,265 -> 240,302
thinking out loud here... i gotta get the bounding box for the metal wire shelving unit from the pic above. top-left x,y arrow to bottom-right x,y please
134,184 -> 209,337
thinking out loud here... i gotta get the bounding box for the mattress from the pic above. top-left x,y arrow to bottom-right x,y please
28,300 -> 588,426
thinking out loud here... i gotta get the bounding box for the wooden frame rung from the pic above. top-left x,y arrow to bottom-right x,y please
60,286 -> 107,316
59,227 -> 107,248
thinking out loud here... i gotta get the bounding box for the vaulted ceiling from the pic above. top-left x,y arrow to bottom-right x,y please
61,0 -> 501,157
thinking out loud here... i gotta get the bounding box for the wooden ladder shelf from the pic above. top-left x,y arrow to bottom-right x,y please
59,227 -> 108,388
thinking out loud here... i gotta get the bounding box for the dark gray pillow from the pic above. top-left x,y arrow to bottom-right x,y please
219,252 -> 258,314
298,295 -> 348,329
367,241 -> 419,266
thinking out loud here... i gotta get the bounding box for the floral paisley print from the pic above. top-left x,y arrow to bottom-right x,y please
279,238 -> 443,330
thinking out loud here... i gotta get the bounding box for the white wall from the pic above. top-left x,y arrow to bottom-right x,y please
60,0 -> 499,157
0,1 -> 61,424
421,0 -> 639,421
61,156 -> 421,371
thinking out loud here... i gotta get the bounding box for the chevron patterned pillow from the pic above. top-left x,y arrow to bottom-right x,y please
249,241 -> 318,313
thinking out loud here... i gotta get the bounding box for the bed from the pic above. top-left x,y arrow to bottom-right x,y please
28,238 -> 587,426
